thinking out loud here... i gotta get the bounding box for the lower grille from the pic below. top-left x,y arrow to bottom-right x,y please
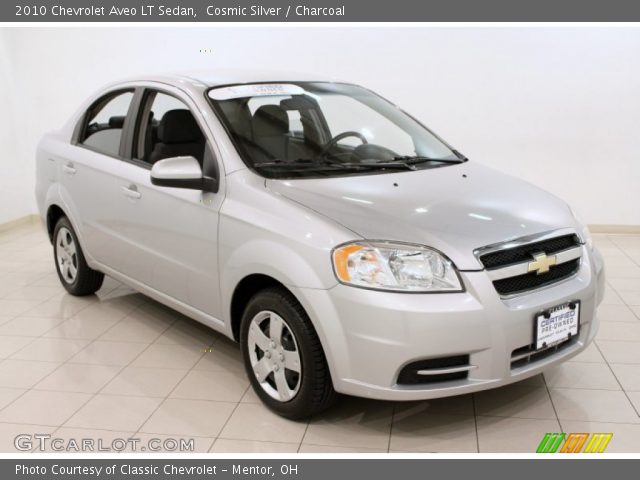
397,355 -> 471,385
493,258 -> 580,296
510,337 -> 577,370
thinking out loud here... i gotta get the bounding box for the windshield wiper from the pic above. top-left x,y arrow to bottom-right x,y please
337,161 -> 417,170
392,155 -> 465,165
452,150 -> 469,162
255,159 -> 417,171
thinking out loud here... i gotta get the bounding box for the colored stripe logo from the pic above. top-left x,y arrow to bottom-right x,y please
584,433 -> 614,453
537,433 -> 565,453
537,433 -> 613,453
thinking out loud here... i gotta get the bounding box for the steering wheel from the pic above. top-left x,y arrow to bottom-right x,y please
319,131 -> 368,158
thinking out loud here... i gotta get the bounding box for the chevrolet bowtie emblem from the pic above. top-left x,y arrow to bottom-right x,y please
528,252 -> 557,275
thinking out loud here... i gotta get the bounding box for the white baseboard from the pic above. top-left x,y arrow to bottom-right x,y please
0,216 -> 637,236
0,214 -> 41,233
588,224 -> 640,234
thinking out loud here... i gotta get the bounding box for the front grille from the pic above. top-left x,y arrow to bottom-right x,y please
478,233 -> 583,296
510,337 -> 577,369
480,234 -> 580,269
397,355 -> 470,385
493,258 -> 580,295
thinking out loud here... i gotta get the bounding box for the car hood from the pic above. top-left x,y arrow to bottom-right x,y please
266,162 -> 581,270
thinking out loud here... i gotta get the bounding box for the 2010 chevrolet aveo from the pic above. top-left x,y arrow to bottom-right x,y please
36,71 -> 605,419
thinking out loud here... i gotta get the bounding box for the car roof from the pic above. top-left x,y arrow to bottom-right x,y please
119,69 -> 339,90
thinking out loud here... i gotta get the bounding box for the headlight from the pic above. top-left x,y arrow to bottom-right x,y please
332,241 -> 463,292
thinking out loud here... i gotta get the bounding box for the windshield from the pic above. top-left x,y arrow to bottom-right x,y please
208,82 -> 463,179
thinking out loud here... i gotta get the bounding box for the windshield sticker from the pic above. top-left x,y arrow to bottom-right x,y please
208,83 -> 305,100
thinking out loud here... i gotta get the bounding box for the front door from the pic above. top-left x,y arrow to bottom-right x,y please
109,88 -> 224,320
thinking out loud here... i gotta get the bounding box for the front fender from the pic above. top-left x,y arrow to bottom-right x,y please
219,238 -> 351,385
219,236 -> 337,333
221,238 -> 331,290
218,170 -> 356,296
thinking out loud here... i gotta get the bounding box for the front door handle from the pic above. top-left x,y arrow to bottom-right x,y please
62,162 -> 76,175
121,185 -> 142,200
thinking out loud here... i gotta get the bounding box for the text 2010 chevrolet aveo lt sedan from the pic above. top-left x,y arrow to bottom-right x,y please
35,71 -> 605,419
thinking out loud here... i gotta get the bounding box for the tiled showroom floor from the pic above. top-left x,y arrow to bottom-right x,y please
0,222 -> 639,453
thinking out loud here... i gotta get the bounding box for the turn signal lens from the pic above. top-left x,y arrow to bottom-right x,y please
332,241 -> 463,292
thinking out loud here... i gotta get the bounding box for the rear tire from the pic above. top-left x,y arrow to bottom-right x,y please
53,216 -> 104,296
240,287 -> 336,419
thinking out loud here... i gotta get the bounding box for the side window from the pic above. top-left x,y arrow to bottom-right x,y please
135,91 -> 206,166
80,90 -> 134,157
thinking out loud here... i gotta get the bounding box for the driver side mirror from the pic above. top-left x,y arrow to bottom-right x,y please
150,156 -> 217,192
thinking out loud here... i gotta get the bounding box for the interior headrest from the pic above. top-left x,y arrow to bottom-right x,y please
252,105 -> 289,137
109,116 -> 125,128
280,96 -> 316,110
158,110 -> 202,144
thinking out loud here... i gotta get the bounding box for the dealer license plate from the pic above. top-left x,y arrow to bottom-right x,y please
535,301 -> 580,350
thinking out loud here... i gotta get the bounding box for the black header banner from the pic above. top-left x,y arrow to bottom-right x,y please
4,0 -> 640,22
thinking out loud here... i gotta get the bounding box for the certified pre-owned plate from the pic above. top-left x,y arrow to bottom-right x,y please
535,301 -> 580,350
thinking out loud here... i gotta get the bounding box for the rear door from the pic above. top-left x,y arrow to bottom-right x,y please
60,88 -> 138,269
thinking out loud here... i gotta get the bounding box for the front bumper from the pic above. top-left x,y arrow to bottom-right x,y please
294,246 -> 605,401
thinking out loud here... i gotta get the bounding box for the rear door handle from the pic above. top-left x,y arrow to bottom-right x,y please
62,162 -> 76,175
121,185 -> 142,200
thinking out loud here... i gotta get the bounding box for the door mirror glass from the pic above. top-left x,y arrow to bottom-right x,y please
150,156 -> 216,192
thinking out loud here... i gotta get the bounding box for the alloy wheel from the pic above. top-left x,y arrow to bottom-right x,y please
55,227 -> 78,284
247,310 -> 302,402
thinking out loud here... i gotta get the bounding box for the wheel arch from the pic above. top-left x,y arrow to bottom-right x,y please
229,274 -> 295,342
226,269 -> 347,394
46,204 -> 67,243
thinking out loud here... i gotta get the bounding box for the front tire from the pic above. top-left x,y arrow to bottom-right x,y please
53,216 -> 104,296
240,287 -> 336,419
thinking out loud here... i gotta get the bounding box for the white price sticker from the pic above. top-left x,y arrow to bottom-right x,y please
209,83 -> 305,100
